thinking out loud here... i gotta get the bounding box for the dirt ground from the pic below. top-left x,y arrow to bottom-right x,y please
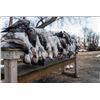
32,51 -> 100,83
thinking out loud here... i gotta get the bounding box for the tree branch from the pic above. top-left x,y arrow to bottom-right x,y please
36,17 -> 57,28
36,17 -> 44,27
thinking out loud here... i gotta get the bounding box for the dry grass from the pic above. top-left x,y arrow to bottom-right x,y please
32,51 -> 100,83
78,51 -> 100,56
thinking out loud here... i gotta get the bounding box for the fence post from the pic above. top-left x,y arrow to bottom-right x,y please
4,59 -> 17,83
74,53 -> 78,78
1,50 -> 23,83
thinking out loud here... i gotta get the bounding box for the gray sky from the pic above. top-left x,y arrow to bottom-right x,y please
0,17 -> 100,42
46,17 -> 100,37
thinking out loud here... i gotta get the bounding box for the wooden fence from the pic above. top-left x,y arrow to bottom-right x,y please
0,47 -> 78,83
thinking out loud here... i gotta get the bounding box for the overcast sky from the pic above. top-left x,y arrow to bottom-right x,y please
0,17 -> 100,40
46,17 -> 100,38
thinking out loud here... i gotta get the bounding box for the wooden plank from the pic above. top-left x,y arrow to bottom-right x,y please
18,57 -> 75,76
18,57 -> 75,83
1,50 -> 24,59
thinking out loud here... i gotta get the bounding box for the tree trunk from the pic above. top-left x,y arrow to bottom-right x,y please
9,17 -> 13,26
84,33 -> 86,49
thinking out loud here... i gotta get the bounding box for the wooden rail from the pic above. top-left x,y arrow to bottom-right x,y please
1,47 -> 78,83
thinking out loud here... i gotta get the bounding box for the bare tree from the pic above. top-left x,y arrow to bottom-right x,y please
83,27 -> 99,51
8,16 -> 90,29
